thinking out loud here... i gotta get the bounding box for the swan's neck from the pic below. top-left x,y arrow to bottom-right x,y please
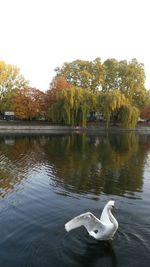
108,208 -> 118,228
100,205 -> 110,222
101,206 -> 118,228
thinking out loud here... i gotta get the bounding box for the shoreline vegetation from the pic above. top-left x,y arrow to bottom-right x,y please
0,58 -> 150,130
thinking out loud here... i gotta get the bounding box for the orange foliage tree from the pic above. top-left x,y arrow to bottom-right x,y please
45,76 -> 71,110
140,105 -> 150,120
11,87 -> 46,120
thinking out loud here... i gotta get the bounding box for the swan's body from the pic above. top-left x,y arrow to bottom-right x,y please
65,200 -> 118,240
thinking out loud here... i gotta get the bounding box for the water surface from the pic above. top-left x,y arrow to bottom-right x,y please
0,132 -> 150,266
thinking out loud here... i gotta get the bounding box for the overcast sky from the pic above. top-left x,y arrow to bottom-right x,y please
0,0 -> 149,91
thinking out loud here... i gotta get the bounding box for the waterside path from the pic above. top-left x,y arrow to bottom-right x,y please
0,122 -> 150,134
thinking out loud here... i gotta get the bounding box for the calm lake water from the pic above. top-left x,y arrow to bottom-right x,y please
0,132 -> 150,267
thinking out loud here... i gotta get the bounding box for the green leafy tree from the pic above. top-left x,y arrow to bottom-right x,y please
50,57 -> 148,128
102,58 -> 120,91
55,58 -> 105,92
0,61 -> 28,112
119,59 -> 147,108
101,58 -> 147,126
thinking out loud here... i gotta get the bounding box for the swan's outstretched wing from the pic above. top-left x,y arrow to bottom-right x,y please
65,212 -> 105,233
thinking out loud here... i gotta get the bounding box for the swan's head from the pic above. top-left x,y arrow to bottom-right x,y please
107,200 -> 115,209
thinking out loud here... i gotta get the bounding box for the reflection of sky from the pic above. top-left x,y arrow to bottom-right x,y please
145,153 -> 150,167
142,153 -> 150,201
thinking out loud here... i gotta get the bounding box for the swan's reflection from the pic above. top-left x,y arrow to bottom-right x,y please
78,239 -> 117,267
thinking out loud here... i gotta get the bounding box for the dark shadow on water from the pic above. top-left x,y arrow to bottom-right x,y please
61,229 -> 118,267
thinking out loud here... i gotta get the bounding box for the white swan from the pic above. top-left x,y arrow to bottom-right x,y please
65,200 -> 118,240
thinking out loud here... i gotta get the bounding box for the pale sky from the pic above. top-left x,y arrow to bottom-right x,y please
0,0 -> 150,91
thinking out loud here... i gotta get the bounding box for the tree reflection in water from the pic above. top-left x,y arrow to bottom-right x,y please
0,133 -> 150,198
46,132 -> 148,198
0,135 -> 47,197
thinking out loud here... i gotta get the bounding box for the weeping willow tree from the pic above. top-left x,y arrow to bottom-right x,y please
97,90 -> 127,128
120,104 -> 139,128
48,87 -> 74,124
48,86 -> 96,127
98,90 -> 139,128
48,101 -> 64,123
48,84 -> 140,128
60,86 -> 83,126
80,90 -> 97,127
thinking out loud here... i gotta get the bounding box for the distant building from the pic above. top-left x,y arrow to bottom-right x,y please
4,111 -> 15,120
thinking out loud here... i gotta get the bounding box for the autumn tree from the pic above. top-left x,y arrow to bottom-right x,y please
11,87 -> 46,120
47,76 -> 71,103
45,76 -> 71,114
0,61 -> 28,112
140,105 -> 150,120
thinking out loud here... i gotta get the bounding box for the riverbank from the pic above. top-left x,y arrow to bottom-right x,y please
0,120 -> 150,134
